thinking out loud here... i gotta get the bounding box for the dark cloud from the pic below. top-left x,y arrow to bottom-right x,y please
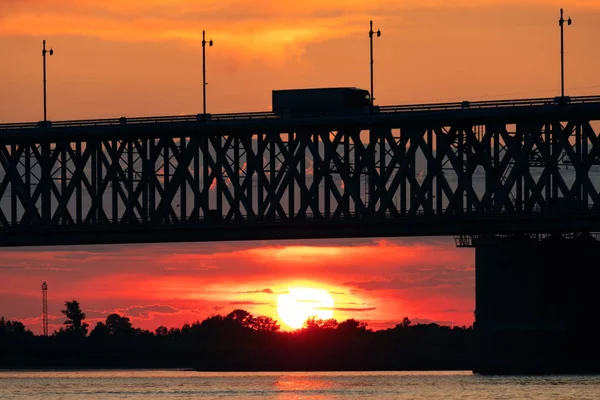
236,288 -> 274,294
86,304 -> 181,320
364,317 -> 457,328
410,317 -> 456,326
317,307 -> 376,312
228,300 -> 270,306
344,267 -> 474,291
442,309 -> 459,313
164,265 -> 218,272
0,264 -> 80,272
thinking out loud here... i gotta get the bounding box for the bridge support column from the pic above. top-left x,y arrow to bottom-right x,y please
473,234 -> 600,374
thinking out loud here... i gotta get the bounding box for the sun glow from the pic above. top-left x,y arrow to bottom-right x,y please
277,288 -> 334,330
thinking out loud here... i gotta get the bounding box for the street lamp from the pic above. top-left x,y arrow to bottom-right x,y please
42,40 -> 54,124
369,20 -> 381,107
559,8 -> 572,100
202,30 -> 213,116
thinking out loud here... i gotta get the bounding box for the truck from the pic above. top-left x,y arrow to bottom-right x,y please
272,87 -> 374,118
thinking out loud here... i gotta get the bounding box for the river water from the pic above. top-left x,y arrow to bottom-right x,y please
1,370 -> 599,399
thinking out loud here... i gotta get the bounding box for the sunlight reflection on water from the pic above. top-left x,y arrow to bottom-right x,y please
1,370 -> 600,399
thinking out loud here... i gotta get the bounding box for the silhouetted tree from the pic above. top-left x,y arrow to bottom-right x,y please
168,327 -> 182,338
200,315 -> 224,330
396,316 -> 411,329
248,316 -> 280,332
226,309 -> 253,327
60,300 -> 88,337
0,308 -> 476,371
337,318 -> 369,333
304,317 -> 339,330
0,317 -> 32,338
136,328 -> 154,338
105,313 -> 135,337
155,326 -> 168,336
89,322 -> 109,339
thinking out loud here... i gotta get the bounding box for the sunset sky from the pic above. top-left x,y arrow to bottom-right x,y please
1,0 -> 600,334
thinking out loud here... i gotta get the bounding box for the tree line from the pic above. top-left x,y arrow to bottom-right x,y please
1,300 -> 474,370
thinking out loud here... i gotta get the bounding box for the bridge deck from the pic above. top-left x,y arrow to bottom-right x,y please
2,95 -> 600,139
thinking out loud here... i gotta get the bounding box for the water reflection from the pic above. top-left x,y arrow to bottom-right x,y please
275,375 -> 334,391
274,375 -> 333,399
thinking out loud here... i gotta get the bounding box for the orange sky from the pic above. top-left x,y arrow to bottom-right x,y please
1,1 -> 600,122
0,1 -> 599,334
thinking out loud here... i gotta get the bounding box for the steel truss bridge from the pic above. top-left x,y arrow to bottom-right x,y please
2,95 -> 600,246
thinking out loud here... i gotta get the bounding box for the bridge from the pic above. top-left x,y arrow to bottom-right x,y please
2,94 -> 600,373
2,95 -> 600,246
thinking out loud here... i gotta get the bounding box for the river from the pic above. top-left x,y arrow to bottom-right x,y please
1,370 -> 599,399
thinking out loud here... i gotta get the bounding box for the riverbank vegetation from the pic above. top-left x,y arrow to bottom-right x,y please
0,301 -> 473,370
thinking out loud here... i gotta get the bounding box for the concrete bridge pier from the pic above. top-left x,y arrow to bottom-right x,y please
473,234 -> 600,374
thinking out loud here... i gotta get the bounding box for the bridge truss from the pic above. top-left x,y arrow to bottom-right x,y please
2,96 -> 600,246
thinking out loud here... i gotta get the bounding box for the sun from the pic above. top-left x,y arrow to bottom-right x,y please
277,287 -> 335,330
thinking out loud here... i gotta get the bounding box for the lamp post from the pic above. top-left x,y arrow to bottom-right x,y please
202,30 -> 213,116
42,40 -> 54,124
369,20 -> 381,107
559,8 -> 572,99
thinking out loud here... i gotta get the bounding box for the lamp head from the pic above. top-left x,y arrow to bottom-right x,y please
209,39 -> 213,46
568,17 -> 572,25
49,48 -> 53,56
377,29 -> 381,37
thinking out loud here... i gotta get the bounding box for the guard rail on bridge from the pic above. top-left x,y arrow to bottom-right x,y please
2,95 -> 600,131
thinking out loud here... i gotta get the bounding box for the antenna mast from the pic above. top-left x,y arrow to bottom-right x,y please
41,282 -> 48,336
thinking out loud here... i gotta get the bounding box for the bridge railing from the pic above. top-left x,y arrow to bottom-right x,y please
0,112 -> 278,131
0,122 -> 40,130
378,95 -> 600,114
3,95 -> 600,131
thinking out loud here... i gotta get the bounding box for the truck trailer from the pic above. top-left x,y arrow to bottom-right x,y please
272,87 -> 373,118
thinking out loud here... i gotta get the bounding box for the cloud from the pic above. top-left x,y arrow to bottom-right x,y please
164,265 -> 218,272
236,288 -> 274,294
86,304 -> 182,320
0,0 -> 374,60
343,266 -> 474,291
228,300 -> 270,306
0,264 -> 80,272
19,313 -> 64,327
409,317 -> 456,326
1,0 -> 589,61
318,306 -> 376,312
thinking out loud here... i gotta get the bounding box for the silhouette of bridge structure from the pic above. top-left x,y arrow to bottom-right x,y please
2,95 -> 600,373
1,95 -> 600,246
